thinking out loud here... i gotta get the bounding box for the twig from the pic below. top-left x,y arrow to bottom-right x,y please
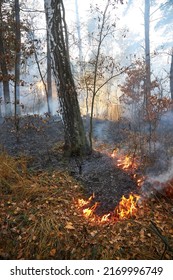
150,220 -> 173,259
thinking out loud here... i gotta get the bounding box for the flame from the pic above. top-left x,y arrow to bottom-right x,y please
83,202 -> 99,218
117,155 -> 138,171
117,194 -> 140,219
77,194 -> 94,208
76,193 -> 140,224
100,213 -> 111,222
111,149 -> 145,188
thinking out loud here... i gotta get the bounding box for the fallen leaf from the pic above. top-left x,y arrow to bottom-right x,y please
65,222 -> 75,230
49,248 -> 56,257
90,230 -> 97,237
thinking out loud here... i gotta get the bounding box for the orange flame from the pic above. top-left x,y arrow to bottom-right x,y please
117,194 -> 140,219
76,193 -> 140,224
77,194 -> 94,208
83,202 -> 99,218
117,155 -> 138,171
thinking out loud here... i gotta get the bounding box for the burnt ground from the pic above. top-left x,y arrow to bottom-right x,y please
0,115 -> 138,215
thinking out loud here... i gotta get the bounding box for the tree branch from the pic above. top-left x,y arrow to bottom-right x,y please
95,64 -> 133,95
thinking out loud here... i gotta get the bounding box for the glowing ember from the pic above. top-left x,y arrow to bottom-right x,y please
136,176 -> 145,187
111,149 -> 118,158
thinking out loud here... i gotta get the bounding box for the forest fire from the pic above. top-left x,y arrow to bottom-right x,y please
111,149 -> 145,187
116,194 -> 140,219
117,155 -> 138,171
76,193 -> 140,224
76,150 -> 144,224
111,149 -> 139,172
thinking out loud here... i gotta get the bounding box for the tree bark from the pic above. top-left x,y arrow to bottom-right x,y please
144,0 -> 151,108
0,0 -> 12,116
44,0 -> 90,156
14,0 -> 21,116
75,0 -> 83,77
45,7 -> 53,115
46,32 -> 52,115
170,48 -> 173,101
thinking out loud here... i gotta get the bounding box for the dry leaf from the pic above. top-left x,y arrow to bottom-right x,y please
65,222 -> 75,230
90,230 -> 97,237
28,214 -> 36,221
49,248 -> 56,257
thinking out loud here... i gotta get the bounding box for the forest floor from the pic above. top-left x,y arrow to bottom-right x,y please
0,115 -> 173,260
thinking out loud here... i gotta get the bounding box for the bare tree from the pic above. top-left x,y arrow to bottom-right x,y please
83,0 -> 125,149
44,6 -> 53,115
44,0 -> 90,156
14,0 -> 21,116
170,48 -> 173,100
0,0 -> 12,116
144,0 -> 151,109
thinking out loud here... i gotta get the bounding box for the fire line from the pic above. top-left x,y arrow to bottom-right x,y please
76,150 -> 143,224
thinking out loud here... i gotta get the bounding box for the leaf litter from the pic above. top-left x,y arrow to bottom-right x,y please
0,153 -> 173,260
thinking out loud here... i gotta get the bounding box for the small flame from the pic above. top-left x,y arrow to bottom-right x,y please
117,155 -> 138,171
100,213 -> 111,222
117,194 -> 140,219
77,194 -> 94,208
76,193 -> 140,224
83,202 -> 99,218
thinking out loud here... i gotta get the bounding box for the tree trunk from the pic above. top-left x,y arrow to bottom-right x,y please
75,0 -> 83,77
144,0 -> 152,153
45,8 -> 53,115
44,0 -> 90,156
170,48 -> 173,100
0,1 -> 12,116
14,0 -> 21,116
46,33 -> 52,115
144,0 -> 151,108
0,82 -> 2,117
88,1 -> 109,150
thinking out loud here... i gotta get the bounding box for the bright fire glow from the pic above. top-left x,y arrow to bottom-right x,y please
77,194 -> 94,208
117,194 -> 140,219
117,155 -> 138,171
76,193 -> 140,224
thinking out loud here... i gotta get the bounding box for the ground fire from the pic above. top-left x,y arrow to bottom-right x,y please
76,149 -> 173,223
76,150 -> 142,223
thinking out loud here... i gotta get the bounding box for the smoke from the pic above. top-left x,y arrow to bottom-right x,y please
140,110 -> 173,198
149,157 -> 173,184
93,120 -> 111,143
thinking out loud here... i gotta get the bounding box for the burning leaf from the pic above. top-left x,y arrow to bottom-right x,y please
117,194 -> 140,219
100,213 -> 110,223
